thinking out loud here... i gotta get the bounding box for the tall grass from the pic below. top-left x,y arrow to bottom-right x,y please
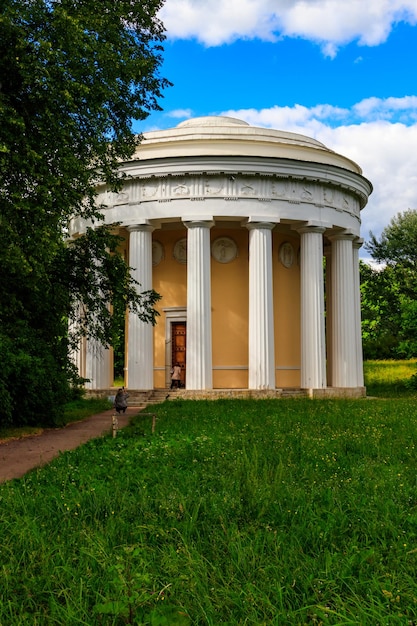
0,397 -> 113,441
1,393 -> 417,624
364,359 -> 417,397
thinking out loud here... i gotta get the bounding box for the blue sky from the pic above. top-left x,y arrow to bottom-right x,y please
133,1 -> 417,258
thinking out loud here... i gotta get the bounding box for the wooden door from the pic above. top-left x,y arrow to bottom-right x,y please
171,322 -> 186,386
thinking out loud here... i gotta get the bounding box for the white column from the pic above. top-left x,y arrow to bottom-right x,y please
330,232 -> 357,387
127,224 -> 154,389
185,220 -> 213,390
353,238 -> 364,387
69,303 -> 88,380
247,222 -> 275,389
324,244 -> 333,386
85,339 -> 111,389
298,226 -> 327,389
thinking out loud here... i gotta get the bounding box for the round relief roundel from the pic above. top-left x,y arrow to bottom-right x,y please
173,238 -> 187,264
152,241 -> 164,266
211,237 -> 238,263
279,242 -> 295,269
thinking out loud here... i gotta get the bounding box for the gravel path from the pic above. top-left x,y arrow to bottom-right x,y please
0,407 -> 141,483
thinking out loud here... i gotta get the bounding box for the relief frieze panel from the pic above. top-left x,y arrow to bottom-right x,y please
97,174 -> 360,219
205,176 -> 225,196
142,183 -> 158,199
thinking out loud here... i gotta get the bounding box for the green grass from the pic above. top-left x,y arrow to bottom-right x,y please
0,397 -> 112,441
0,425 -> 43,442
58,397 -> 113,426
2,385 -> 417,624
364,359 -> 417,397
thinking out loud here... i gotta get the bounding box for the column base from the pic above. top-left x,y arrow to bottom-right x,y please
306,386 -> 366,399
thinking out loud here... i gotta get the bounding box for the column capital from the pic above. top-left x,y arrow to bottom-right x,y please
183,218 -> 214,229
127,222 -> 155,233
297,225 -> 326,235
245,221 -> 276,232
328,230 -> 356,242
353,237 -> 364,250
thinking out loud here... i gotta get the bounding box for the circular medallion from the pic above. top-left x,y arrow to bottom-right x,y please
211,237 -> 238,263
152,241 -> 164,266
279,242 -> 295,269
173,238 -> 187,264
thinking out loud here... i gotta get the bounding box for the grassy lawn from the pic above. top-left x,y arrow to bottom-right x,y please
1,363 -> 417,624
0,397 -> 112,442
364,359 -> 417,397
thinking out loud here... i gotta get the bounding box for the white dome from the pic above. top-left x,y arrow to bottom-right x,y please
136,115 -> 360,173
177,116 -> 249,128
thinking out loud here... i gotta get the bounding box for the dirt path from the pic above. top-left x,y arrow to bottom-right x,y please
0,407 -> 141,483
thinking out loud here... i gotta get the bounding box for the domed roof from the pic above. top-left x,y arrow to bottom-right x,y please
134,115 -> 362,174
177,115 -> 249,128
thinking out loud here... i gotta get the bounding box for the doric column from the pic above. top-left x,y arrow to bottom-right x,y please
298,226 -> 327,389
246,221 -> 275,389
85,338 -> 112,389
184,219 -> 214,390
324,243 -> 333,386
81,255 -> 112,389
330,232 -> 357,387
127,223 -> 155,389
353,238 -> 364,387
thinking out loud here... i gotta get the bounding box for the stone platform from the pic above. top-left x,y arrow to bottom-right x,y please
85,387 -> 366,403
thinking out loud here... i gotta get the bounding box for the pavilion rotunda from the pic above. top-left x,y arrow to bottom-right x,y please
70,116 -> 372,397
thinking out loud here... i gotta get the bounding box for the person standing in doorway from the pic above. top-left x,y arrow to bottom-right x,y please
170,363 -> 182,389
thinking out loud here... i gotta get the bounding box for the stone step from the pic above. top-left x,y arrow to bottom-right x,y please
86,388 -> 310,403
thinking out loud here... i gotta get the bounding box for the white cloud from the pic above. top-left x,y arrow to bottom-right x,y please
160,0 -> 417,52
166,108 -> 194,119
220,101 -> 417,254
353,96 -> 417,122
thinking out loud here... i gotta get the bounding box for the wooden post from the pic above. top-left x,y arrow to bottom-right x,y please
112,413 -> 118,438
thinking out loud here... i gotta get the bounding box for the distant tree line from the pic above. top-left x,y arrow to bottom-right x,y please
360,209 -> 417,360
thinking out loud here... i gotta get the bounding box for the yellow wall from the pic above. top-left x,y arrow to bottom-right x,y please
272,233 -> 301,387
211,228 -> 249,388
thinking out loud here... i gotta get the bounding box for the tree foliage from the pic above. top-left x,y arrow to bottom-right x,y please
362,210 -> 417,360
366,209 -> 417,269
0,0 -> 169,425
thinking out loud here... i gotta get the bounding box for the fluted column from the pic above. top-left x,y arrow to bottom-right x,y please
184,220 -> 214,389
324,244 -> 333,386
247,221 -> 275,389
298,226 -> 327,389
330,232 -> 357,387
353,238 -> 364,387
70,304 -> 88,380
85,339 -> 112,389
127,223 -> 155,389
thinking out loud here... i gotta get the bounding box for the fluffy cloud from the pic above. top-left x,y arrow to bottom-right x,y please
221,99 -> 417,251
160,0 -> 417,54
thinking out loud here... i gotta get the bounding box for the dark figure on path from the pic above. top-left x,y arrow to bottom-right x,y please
114,387 -> 129,414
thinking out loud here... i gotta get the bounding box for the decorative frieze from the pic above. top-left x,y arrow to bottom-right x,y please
95,173 -> 361,220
